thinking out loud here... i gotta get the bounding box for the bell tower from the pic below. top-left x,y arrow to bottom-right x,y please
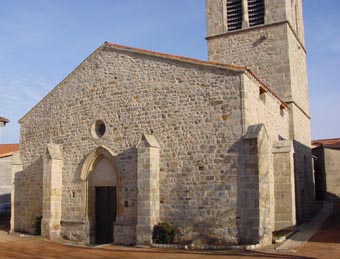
206,0 -> 314,222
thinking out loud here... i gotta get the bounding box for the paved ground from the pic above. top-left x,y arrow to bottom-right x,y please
276,202 -> 333,252
0,202 -> 339,259
290,201 -> 340,259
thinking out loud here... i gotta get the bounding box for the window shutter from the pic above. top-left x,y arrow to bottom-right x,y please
227,0 -> 243,31
248,0 -> 265,27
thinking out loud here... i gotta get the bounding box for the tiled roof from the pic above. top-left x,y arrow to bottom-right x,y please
0,117 -> 9,124
312,138 -> 340,149
0,144 -> 19,158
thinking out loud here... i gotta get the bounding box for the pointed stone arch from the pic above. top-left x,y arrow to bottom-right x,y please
80,145 -> 121,244
80,145 -> 118,181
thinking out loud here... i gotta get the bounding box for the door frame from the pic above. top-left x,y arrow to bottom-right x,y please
80,146 -> 121,244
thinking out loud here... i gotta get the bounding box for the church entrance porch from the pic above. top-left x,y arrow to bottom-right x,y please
47,135 -> 161,246
86,150 -> 118,245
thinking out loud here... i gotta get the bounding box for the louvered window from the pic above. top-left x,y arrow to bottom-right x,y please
248,0 -> 265,27
227,0 -> 243,31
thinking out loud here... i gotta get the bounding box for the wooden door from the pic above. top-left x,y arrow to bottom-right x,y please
95,186 -> 117,244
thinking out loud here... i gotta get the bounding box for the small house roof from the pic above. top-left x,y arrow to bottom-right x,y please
312,138 -> 340,149
0,144 -> 19,158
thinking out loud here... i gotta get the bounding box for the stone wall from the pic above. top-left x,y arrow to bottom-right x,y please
0,156 -> 12,203
10,151 -> 23,233
206,0 -> 305,45
289,104 -> 314,221
313,147 -> 340,200
272,141 -> 296,231
136,134 -> 160,245
264,0 -> 305,42
207,23 -> 294,108
323,148 -> 340,198
206,0 -> 314,223
287,27 -> 309,116
242,74 -> 289,141
14,0 -> 313,245
240,124 -> 274,245
12,156 -> 43,234
206,0 -> 225,36
18,44 -> 249,244
206,0 -> 310,133
42,144 -> 63,240
242,75 -> 298,231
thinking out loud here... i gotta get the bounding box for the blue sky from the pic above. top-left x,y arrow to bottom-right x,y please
0,0 -> 339,144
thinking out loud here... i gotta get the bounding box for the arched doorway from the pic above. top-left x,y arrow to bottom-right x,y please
80,146 -> 120,245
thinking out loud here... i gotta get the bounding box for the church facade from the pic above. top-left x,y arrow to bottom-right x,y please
11,0 -> 314,246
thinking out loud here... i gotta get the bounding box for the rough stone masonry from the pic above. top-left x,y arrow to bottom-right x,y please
12,0 -> 315,247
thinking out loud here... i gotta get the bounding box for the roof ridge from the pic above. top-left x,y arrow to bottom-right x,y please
104,42 -> 247,71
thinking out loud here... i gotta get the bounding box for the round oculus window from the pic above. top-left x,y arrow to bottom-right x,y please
91,120 -> 106,138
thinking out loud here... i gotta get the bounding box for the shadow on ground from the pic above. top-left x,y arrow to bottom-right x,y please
307,201 -> 340,244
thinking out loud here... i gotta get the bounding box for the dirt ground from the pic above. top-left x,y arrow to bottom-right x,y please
0,202 -> 339,259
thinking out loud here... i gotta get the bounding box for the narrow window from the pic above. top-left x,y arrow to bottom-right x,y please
248,0 -> 265,27
227,0 -> 243,31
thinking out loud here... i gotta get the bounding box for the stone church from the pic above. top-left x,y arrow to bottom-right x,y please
11,0 -> 315,246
